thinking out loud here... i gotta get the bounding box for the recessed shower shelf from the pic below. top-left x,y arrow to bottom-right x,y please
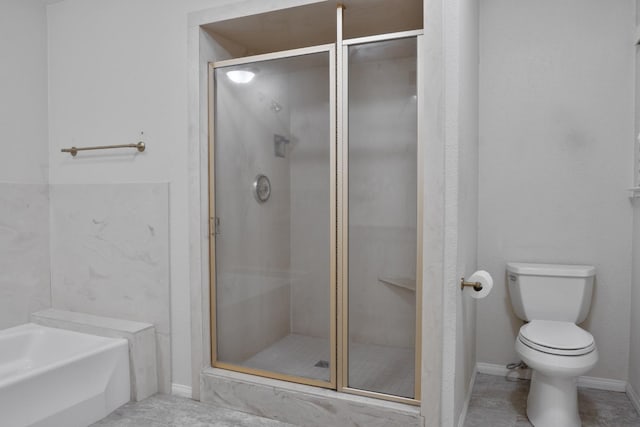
378,277 -> 416,292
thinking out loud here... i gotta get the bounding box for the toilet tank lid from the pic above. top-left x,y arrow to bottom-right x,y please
507,263 -> 595,277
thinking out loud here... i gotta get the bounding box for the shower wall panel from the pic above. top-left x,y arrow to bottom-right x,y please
289,66 -> 331,339
348,55 -> 417,349
0,183 -> 50,330
214,69 -> 292,362
49,183 -> 170,392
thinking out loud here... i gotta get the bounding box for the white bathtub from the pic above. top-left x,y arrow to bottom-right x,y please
0,323 -> 130,427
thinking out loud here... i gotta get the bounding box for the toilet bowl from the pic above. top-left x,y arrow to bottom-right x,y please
515,320 -> 598,427
507,263 -> 598,427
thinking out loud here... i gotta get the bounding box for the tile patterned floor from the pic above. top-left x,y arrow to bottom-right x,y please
464,373 -> 640,427
94,373 -> 640,426
91,394 -> 294,427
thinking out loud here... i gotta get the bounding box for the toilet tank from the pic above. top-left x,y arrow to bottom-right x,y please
507,263 -> 595,323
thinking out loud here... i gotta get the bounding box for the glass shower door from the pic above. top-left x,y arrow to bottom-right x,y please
211,47 -> 336,387
344,36 -> 419,400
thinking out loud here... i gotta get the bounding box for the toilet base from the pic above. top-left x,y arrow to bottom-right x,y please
526,371 -> 581,427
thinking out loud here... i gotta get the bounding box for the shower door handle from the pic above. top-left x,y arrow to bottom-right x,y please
210,217 -> 221,236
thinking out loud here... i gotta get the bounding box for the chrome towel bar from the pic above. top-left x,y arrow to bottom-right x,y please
61,141 -> 145,157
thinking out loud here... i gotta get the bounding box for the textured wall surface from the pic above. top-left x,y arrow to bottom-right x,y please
478,0 -> 635,381
454,0 -> 479,424
630,205 -> 640,397
0,184 -> 50,329
50,183 -> 170,392
0,0 -> 48,183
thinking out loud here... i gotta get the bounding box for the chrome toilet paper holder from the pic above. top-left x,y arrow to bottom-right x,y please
460,277 -> 483,291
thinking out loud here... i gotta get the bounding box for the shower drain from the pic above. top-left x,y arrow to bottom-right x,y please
314,360 -> 329,368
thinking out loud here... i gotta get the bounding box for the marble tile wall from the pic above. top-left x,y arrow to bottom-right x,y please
346,50 -> 417,348
49,183 -> 170,392
201,369 -> 424,427
0,183 -> 50,329
289,64 -> 332,339
348,226 -> 416,348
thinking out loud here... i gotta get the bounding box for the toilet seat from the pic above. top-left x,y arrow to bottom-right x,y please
518,320 -> 595,356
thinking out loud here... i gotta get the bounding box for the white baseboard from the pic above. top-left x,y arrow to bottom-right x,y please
476,362 -> 626,392
627,383 -> 640,415
457,367 -> 478,427
171,383 -> 193,399
578,375 -> 626,392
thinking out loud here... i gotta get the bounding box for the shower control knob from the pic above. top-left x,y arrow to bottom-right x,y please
253,174 -> 271,203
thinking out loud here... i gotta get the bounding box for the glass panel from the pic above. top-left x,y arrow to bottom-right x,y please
347,38 -> 417,399
214,52 -> 332,383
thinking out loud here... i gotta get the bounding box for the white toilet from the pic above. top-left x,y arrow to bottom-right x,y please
507,262 -> 598,427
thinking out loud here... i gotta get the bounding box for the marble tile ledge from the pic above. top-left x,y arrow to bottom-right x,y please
200,368 -> 423,427
32,309 -> 158,401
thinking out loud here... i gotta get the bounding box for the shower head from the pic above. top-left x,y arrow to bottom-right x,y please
270,100 -> 282,113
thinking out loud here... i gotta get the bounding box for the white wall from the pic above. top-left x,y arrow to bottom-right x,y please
47,0 -> 231,388
478,0 -> 635,381
440,0 -> 479,425
0,0 -> 49,184
454,0 -> 478,424
420,0 -> 445,422
0,0 -> 50,330
632,206 -> 640,395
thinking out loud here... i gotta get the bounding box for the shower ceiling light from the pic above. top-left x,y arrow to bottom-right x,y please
227,70 -> 255,84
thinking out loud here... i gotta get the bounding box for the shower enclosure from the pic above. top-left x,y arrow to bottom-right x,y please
209,31 -> 421,404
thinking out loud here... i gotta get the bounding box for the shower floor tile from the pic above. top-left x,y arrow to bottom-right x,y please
348,341 -> 414,398
241,334 -> 414,398
242,334 -> 331,382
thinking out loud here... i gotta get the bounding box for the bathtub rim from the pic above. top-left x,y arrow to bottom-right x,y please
0,322 -> 129,389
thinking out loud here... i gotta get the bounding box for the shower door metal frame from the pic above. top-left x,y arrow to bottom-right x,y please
337,29 -> 424,406
208,43 -> 338,390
